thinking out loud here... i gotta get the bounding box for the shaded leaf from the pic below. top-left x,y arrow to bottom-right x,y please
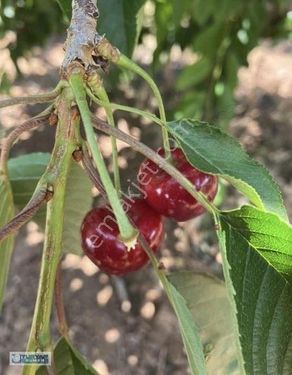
62,162 -> 92,255
192,0 -> 216,26
176,57 -> 213,90
0,174 -> 15,311
168,271 -> 239,374
193,21 -> 225,59
36,337 -> 98,374
166,119 -> 287,220
98,0 -> 146,56
55,0 -> 71,21
8,153 -> 92,255
166,281 -> 207,375
8,153 -> 50,207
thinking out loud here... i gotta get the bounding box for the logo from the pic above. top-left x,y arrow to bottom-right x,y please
9,352 -> 51,366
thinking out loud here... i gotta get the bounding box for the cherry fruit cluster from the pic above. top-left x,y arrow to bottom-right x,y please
81,148 -> 218,275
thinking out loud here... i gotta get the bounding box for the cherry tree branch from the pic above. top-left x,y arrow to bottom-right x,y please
0,83 -> 64,109
0,113 -> 51,171
61,0 -> 100,73
80,144 -> 107,198
0,186 -> 52,242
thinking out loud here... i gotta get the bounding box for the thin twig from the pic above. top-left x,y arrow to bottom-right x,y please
0,186 -> 52,242
91,115 -> 218,214
54,262 -> 69,339
0,113 -> 51,170
0,88 -> 61,110
80,145 -> 107,199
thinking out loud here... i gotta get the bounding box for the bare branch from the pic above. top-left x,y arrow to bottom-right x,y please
79,145 -> 107,199
0,186 -> 52,242
0,114 -> 51,171
0,90 -> 59,110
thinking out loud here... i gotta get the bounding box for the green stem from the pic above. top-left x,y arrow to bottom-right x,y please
69,73 -> 137,245
86,88 -> 164,126
91,85 -> 121,194
116,54 -> 172,160
23,89 -> 77,375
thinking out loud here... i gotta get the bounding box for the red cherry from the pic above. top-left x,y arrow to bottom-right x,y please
81,199 -> 164,275
138,148 -> 218,222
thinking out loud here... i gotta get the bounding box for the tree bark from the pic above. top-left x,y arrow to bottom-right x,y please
61,0 -> 100,74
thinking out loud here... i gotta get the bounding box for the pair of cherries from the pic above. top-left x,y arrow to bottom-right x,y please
81,148 -> 218,275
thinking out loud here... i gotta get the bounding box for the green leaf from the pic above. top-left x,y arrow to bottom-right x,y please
166,119 -> 287,220
221,205 -> 292,282
192,0 -> 216,26
62,162 -> 92,255
166,281 -> 207,375
193,21 -> 225,59
8,153 -> 50,207
8,152 -> 49,227
36,337 -> 98,374
176,57 -> 213,90
55,0 -> 71,21
8,153 -> 93,255
168,272 -> 239,374
0,174 -> 15,311
217,206 -> 292,374
98,0 -> 147,56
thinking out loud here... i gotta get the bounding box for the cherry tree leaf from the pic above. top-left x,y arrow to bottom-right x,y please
168,271 -> 239,374
8,153 -> 92,255
166,119 -> 287,221
166,281 -> 207,375
36,337 -> 98,374
216,205 -> 292,374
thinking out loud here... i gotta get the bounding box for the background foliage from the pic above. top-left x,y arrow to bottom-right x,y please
1,0 -> 291,125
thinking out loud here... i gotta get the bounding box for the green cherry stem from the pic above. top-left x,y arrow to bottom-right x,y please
86,88 -> 164,127
116,54 -> 172,160
69,73 -> 137,245
90,85 -> 121,195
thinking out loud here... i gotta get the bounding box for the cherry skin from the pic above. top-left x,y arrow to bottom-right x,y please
81,199 -> 164,275
138,148 -> 218,222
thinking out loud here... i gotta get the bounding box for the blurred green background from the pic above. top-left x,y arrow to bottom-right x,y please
0,0 -> 291,128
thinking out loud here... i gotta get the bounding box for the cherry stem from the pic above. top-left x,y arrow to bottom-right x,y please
69,73 -> 137,244
86,88 -> 164,126
0,185 -> 51,243
0,112 -> 51,172
116,54 -> 172,161
54,262 -> 69,339
0,80 -> 66,109
91,115 -> 219,215
87,81 -> 121,195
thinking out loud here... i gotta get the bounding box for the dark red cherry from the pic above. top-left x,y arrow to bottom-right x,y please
138,148 -> 218,222
81,199 -> 164,275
